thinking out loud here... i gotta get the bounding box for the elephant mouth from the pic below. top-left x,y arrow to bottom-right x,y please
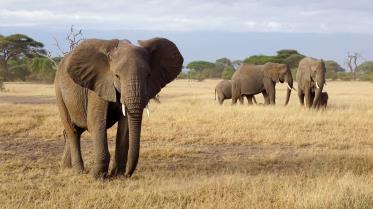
279,78 -> 285,83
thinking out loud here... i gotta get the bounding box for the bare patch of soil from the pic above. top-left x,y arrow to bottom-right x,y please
0,95 -> 56,104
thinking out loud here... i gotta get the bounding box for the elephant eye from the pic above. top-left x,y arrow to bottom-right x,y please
115,74 -> 120,79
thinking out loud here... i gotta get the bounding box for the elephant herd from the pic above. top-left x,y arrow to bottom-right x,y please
54,37 -> 328,179
215,57 -> 328,109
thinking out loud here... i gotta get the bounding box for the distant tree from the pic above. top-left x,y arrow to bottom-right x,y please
186,61 -> 215,72
26,57 -> 55,82
221,66 -> 235,79
216,57 -> 233,68
0,34 -> 46,80
54,25 -> 84,56
345,52 -> 362,80
244,55 -> 281,64
356,61 -> 373,73
244,49 -> 305,67
324,60 -> 345,80
284,54 -> 305,69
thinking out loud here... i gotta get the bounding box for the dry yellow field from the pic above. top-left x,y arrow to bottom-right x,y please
1,80 -> 373,209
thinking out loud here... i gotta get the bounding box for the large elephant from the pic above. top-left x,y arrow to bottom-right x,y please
215,79 -> 257,105
296,57 -> 326,108
55,38 -> 183,179
231,63 -> 294,105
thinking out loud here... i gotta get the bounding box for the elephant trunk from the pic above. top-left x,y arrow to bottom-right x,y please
312,81 -> 323,108
312,65 -> 325,108
124,110 -> 143,177
121,78 -> 147,177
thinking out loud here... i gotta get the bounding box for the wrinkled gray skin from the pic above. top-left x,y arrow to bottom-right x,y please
215,80 -> 257,104
55,38 -> 183,179
231,63 -> 294,105
296,57 -> 326,108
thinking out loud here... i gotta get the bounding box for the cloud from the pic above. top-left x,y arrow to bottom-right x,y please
1,0 -> 373,33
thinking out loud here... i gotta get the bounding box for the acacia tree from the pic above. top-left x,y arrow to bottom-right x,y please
0,34 -> 46,80
345,52 -> 362,80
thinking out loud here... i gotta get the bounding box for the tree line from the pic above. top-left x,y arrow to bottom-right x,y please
183,50 -> 373,81
2,32 -> 373,89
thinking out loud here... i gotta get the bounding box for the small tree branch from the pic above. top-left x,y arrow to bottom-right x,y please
53,37 -> 67,56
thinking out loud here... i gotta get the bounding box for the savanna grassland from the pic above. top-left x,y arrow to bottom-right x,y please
1,80 -> 373,209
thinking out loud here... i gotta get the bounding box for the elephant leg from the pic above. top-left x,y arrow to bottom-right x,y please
110,116 -> 129,177
262,91 -> 270,105
298,90 -> 305,106
304,88 -> 312,108
61,130 -> 71,169
232,95 -> 238,105
268,87 -> 276,105
239,96 -> 244,104
246,95 -> 253,105
91,127 -> 110,179
88,102 -> 110,179
310,92 -> 315,108
65,126 -> 84,173
264,81 -> 276,105
218,93 -> 224,105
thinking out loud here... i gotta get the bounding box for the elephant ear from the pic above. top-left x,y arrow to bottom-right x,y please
138,38 -> 183,100
66,39 -> 119,102
263,63 -> 279,82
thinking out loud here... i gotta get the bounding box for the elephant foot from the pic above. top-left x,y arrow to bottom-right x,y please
109,165 -> 125,177
71,161 -> 84,174
91,163 -> 109,179
60,157 -> 72,169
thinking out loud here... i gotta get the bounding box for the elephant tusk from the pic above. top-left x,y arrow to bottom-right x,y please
287,84 -> 292,90
145,105 -> 150,117
316,82 -> 320,89
122,104 -> 126,116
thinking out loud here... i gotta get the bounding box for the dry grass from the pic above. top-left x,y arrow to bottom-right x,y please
1,80 -> 373,209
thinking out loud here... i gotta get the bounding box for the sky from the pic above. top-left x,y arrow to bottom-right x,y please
1,0 -> 373,67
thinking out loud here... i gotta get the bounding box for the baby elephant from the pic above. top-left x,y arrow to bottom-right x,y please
215,80 -> 257,105
317,92 -> 328,109
215,80 -> 232,104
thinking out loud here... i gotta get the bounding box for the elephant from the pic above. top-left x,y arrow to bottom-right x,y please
54,38 -> 183,179
215,79 -> 257,105
296,57 -> 326,108
231,63 -> 294,105
316,92 -> 328,109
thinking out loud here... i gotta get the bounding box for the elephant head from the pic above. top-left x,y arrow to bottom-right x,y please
263,63 -> 294,105
66,38 -> 183,176
310,59 -> 326,108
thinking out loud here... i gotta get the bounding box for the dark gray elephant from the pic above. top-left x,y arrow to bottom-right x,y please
55,38 -> 183,179
296,57 -> 326,108
215,79 -> 257,105
231,63 -> 294,105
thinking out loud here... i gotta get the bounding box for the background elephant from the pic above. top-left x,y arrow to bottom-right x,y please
215,79 -> 257,105
296,57 -> 326,108
55,38 -> 183,179
231,63 -> 294,105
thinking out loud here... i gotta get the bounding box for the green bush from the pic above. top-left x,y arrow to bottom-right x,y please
359,72 -> 373,82
221,67 -> 235,79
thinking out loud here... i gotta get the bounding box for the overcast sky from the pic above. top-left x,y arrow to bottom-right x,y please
1,0 -> 373,66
